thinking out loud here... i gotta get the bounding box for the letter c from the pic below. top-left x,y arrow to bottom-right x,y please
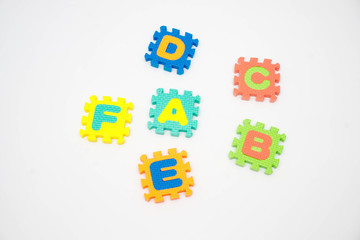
244,66 -> 271,90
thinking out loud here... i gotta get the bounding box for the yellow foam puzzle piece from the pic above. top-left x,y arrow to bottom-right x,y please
80,95 -> 133,144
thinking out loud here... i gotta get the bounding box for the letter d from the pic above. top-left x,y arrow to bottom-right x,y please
157,35 -> 185,61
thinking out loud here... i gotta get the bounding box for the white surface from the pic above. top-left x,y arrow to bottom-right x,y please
1,0 -> 360,239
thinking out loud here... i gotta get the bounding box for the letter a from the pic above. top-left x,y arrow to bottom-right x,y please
158,98 -> 188,126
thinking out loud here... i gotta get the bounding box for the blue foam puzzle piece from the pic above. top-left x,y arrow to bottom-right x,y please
144,26 -> 199,75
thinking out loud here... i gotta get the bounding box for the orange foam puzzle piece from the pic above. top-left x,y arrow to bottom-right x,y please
138,148 -> 194,203
234,57 -> 280,102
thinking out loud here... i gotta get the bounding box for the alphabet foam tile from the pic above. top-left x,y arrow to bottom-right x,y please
80,96 -> 133,144
148,88 -> 200,138
145,26 -> 199,75
234,57 -> 280,102
229,119 -> 286,175
139,148 -> 194,203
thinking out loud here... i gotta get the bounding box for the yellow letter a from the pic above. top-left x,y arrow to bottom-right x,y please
158,98 -> 188,126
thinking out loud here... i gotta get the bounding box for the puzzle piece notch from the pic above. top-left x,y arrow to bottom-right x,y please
80,95 -> 133,144
229,119 -> 286,175
148,88 -> 200,138
234,57 -> 281,102
138,148 -> 194,203
145,26 -> 199,75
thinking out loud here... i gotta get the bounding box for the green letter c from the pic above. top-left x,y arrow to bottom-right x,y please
244,67 -> 270,90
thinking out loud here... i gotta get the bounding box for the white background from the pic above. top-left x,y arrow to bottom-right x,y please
0,0 -> 360,239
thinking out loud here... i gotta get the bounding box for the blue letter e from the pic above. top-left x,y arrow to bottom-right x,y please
150,159 -> 183,190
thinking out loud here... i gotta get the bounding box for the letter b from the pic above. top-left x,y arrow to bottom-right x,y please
242,130 -> 272,160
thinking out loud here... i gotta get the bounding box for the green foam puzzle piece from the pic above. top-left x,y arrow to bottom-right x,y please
229,119 -> 286,175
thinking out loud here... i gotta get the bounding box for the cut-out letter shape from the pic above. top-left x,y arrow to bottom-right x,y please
242,130 -> 273,160
157,98 -> 188,126
150,158 -> 183,190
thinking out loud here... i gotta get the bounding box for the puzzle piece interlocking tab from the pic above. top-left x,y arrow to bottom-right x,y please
139,148 -> 194,203
145,26 -> 199,75
234,57 -> 280,102
80,96 -> 133,144
229,119 -> 286,175
148,88 -> 200,138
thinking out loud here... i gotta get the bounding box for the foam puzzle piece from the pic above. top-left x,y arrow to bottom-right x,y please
148,88 -> 200,138
80,96 -> 133,144
229,119 -> 286,175
234,57 -> 280,102
139,148 -> 194,203
145,26 -> 199,75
